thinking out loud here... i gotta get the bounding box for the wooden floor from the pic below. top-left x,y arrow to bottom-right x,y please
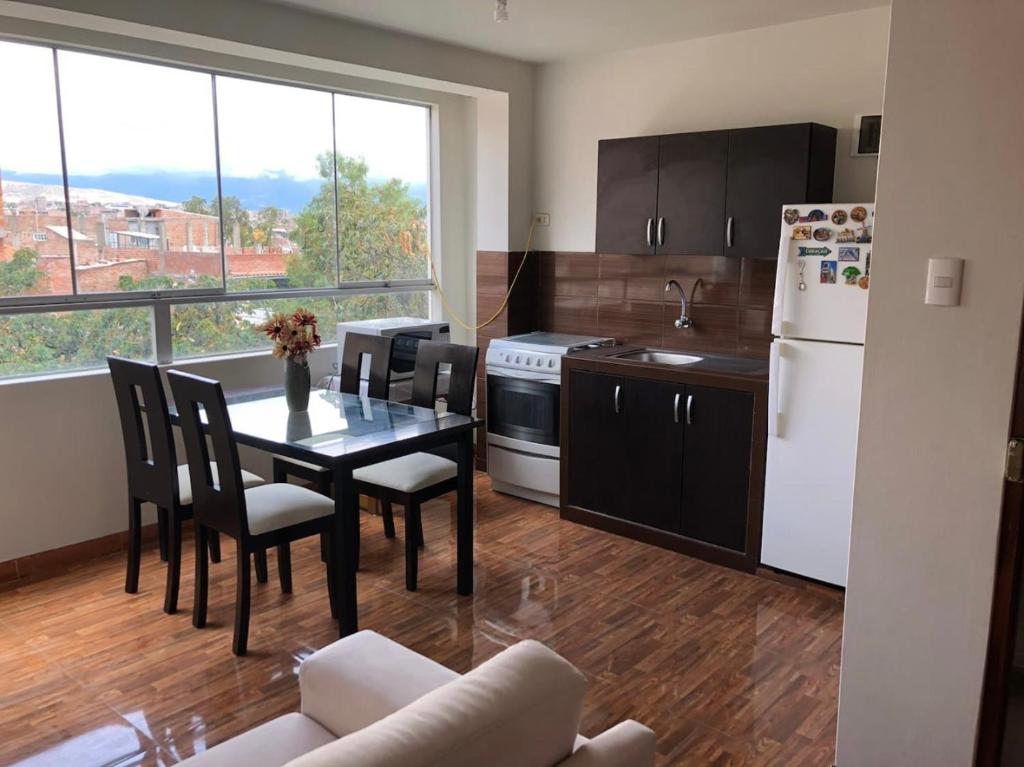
0,476 -> 844,767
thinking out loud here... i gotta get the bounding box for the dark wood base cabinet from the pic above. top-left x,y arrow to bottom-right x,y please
561,351 -> 767,572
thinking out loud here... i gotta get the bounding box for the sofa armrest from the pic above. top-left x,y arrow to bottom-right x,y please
299,630 -> 459,737
559,721 -> 656,767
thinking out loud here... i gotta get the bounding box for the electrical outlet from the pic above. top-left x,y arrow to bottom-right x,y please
533,212 -> 550,227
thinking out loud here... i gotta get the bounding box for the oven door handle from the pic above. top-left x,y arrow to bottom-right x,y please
486,368 -> 561,384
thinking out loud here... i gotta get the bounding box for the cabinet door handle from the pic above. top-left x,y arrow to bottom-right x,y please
726,216 -> 734,248
614,385 -> 622,414
673,392 -> 681,423
657,217 -> 665,246
686,394 -> 694,425
646,218 -> 654,248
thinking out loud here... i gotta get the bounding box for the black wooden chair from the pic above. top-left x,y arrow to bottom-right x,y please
351,340 -> 479,592
272,332 -> 393,562
168,370 -> 337,656
272,332 -> 393,493
108,356 -> 264,614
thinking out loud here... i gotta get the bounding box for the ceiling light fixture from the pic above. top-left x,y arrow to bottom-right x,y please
494,0 -> 509,23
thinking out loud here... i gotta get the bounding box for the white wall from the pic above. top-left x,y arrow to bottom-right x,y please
532,7 -> 890,251
835,1 -> 1024,764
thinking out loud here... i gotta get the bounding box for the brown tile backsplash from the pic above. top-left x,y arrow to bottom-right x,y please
533,251 -> 775,357
477,250 -> 776,358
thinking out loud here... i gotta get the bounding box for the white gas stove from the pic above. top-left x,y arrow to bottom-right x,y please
485,332 -> 615,506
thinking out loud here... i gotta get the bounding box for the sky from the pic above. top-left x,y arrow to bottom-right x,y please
0,41 -> 429,185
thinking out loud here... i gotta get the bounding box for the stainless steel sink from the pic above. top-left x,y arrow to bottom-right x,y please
615,350 -> 703,365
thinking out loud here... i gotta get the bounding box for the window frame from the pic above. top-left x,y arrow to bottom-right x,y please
0,36 -> 436,374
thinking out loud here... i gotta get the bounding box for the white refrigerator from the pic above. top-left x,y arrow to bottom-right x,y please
761,203 -> 874,586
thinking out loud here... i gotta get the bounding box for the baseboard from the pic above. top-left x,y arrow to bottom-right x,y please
0,494 -> 383,588
0,522 -> 162,587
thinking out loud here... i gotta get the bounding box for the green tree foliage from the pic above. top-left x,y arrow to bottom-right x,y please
0,248 -> 46,296
0,152 -> 429,377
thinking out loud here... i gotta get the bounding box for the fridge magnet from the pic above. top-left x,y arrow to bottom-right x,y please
856,225 -> 873,243
820,260 -> 837,284
836,228 -> 856,243
792,225 -> 812,240
798,246 -> 831,257
806,209 -> 827,222
850,206 -> 868,222
813,227 -> 832,241
784,208 -> 800,225
859,251 -> 871,289
838,246 -> 860,262
831,209 -> 848,225
842,265 -> 862,285
858,274 -> 870,289
798,260 -> 807,291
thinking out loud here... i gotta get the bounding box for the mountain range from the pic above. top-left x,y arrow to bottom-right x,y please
2,171 -> 428,213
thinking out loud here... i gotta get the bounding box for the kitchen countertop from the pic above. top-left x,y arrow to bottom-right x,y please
564,344 -> 769,389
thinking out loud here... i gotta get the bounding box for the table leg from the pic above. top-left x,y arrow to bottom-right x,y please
456,431 -> 475,596
332,463 -> 358,636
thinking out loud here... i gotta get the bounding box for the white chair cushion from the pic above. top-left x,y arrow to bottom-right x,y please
285,639 -> 588,767
178,463 -> 263,507
352,453 -> 457,494
176,712 -> 335,767
245,483 -> 335,536
300,630 -> 460,738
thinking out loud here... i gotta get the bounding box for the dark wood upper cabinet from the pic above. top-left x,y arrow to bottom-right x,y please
595,123 -> 836,258
655,131 -> 729,256
725,124 -> 837,260
595,136 -> 659,255
680,385 -> 754,552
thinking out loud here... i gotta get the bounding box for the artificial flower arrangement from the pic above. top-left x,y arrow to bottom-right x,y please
259,307 -> 322,362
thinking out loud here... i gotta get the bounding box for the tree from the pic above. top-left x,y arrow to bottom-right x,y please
253,206 -> 285,248
0,247 -> 45,296
287,152 -> 429,321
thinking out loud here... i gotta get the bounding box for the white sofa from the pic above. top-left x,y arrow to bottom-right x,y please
180,630 -> 655,767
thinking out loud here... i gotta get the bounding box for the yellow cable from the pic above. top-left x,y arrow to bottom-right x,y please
429,220 -> 536,332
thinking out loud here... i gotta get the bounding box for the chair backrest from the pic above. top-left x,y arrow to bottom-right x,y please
166,370 -> 248,539
410,340 -> 479,416
340,332 -> 393,400
107,356 -> 179,508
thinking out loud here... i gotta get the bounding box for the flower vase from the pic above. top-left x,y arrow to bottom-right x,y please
284,359 -> 311,413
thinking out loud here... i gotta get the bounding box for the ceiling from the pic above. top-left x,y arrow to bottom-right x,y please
267,0 -> 889,63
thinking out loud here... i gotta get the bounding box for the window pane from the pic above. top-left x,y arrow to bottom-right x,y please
0,42 -> 74,298
215,76 -> 337,292
0,307 -> 153,378
57,51 -> 221,293
172,291 -> 429,359
334,95 -> 430,282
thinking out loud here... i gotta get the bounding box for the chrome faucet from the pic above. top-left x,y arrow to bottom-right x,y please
665,279 -> 701,329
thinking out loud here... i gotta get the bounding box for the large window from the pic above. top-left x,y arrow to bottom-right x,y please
0,39 -> 435,378
0,42 -> 73,299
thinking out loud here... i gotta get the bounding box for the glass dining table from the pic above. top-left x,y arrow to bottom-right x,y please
168,386 -> 483,636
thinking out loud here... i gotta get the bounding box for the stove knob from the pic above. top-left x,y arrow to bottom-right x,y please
505,354 -> 511,363
548,359 -> 555,368
515,355 -> 521,364
525,356 -> 532,366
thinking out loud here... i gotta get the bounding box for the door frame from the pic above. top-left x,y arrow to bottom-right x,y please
977,299 -> 1024,765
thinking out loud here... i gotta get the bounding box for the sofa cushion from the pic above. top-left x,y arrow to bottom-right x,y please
558,721 -> 657,766
300,630 -> 459,738
286,639 -> 588,767
176,713 -> 335,767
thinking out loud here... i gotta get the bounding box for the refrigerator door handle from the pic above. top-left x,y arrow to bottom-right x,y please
771,231 -> 790,336
769,341 -> 782,437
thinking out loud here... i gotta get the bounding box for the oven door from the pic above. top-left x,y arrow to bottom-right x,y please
486,373 -> 560,447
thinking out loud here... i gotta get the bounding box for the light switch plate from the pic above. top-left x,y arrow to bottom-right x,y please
925,257 -> 964,306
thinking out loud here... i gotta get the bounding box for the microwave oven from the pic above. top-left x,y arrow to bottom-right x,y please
336,317 -> 451,382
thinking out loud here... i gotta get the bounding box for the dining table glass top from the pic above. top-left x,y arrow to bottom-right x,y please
170,387 -> 475,462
